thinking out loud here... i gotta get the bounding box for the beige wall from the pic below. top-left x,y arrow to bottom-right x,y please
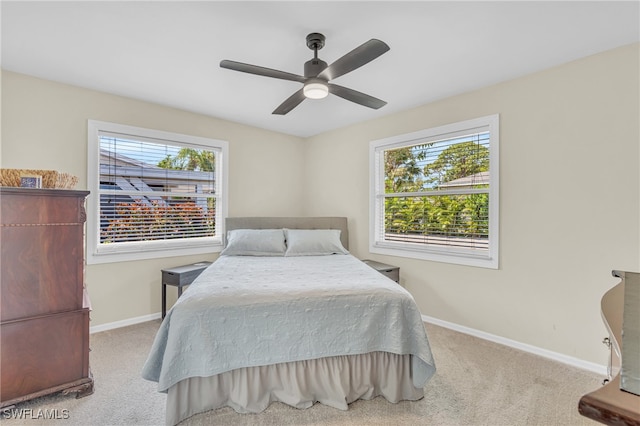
1,71 -> 305,325
1,43 -> 638,365
303,43 -> 640,365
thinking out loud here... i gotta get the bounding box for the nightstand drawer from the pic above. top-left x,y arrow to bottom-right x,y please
162,262 -> 212,286
378,267 -> 399,283
362,260 -> 400,283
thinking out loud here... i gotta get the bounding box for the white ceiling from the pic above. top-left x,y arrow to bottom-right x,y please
2,1 -> 639,138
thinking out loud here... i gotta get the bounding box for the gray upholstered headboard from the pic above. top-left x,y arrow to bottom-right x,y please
225,217 -> 349,250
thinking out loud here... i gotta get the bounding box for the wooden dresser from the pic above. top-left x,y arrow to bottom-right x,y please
0,188 -> 94,407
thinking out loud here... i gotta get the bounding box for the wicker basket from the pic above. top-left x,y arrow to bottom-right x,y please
0,169 -> 78,189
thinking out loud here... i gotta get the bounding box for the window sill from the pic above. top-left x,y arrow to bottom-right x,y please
87,243 -> 222,265
370,242 -> 498,269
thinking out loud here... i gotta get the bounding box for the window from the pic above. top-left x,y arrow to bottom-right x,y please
370,114 -> 499,268
87,120 -> 228,264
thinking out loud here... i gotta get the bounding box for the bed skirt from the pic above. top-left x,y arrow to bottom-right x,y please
166,351 -> 424,425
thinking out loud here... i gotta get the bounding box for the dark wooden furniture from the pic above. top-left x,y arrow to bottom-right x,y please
161,262 -> 212,319
578,271 -> 640,426
0,188 -> 94,408
362,259 -> 400,283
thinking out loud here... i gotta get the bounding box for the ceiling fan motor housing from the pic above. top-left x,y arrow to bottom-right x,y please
305,33 -> 328,78
305,59 -> 328,78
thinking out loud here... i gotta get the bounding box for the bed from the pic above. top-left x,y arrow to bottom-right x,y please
142,217 -> 436,425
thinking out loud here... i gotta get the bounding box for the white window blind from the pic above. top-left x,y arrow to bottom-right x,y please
370,115 -> 499,268
87,121 -> 228,264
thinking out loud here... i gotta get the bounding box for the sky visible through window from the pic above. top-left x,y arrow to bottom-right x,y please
100,136 -> 181,166
386,131 -> 490,192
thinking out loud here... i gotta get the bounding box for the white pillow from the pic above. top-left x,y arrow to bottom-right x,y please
284,229 -> 349,256
220,229 -> 286,256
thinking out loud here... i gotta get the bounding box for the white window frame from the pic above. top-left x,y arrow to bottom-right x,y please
369,114 -> 499,269
87,120 -> 228,264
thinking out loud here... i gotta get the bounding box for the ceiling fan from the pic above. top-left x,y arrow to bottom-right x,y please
220,33 -> 390,115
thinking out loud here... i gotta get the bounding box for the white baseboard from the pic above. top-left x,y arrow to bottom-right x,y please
90,312 -> 161,334
422,314 -> 607,376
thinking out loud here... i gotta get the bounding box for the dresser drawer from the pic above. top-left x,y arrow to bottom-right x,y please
0,226 -> 83,321
0,309 -> 90,402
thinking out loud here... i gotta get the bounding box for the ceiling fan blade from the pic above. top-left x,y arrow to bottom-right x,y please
318,39 -> 389,81
328,83 -> 387,109
272,89 -> 306,115
220,60 -> 306,83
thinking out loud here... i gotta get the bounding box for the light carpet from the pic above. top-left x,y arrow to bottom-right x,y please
2,320 -> 602,425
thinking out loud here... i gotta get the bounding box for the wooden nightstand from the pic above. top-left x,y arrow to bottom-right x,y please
161,262 -> 212,319
362,259 -> 400,283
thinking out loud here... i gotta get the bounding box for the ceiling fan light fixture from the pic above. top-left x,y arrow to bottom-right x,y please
303,79 -> 329,99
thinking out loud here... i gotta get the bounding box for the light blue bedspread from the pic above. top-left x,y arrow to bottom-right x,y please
142,254 -> 436,392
